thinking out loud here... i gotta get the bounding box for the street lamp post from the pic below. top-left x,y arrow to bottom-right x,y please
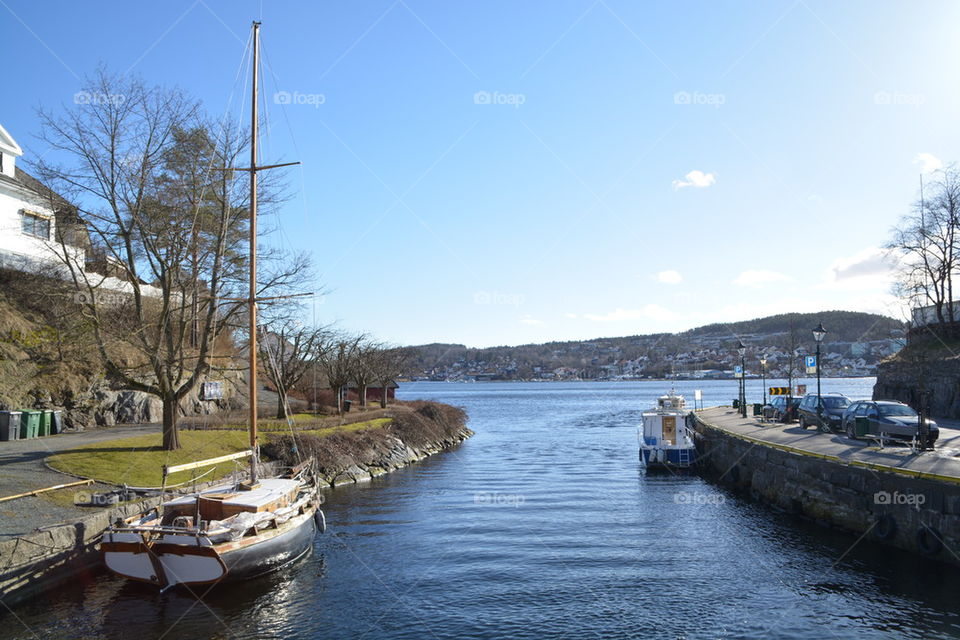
737,340 -> 747,418
812,322 -> 827,429
760,356 -> 767,406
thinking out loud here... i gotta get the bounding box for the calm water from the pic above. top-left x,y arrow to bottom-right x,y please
5,378 -> 960,639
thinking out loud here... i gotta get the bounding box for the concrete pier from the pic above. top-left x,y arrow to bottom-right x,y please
694,407 -> 960,566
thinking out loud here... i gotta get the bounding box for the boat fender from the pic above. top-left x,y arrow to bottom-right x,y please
916,525 -> 943,556
873,514 -> 897,541
314,510 -> 327,534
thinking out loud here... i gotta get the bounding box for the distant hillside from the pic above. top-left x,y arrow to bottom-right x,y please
403,311 -> 905,381
684,311 -> 901,343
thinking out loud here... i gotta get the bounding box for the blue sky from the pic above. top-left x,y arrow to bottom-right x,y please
4,1 -> 958,347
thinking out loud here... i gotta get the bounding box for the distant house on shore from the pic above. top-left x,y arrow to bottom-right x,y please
0,123 -> 88,274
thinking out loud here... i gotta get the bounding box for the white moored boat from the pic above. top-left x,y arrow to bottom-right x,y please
638,393 -> 697,471
101,453 -> 324,590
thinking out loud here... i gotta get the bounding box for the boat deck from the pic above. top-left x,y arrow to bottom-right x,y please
696,407 -> 960,484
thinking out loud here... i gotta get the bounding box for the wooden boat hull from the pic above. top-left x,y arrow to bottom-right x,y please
219,509 -> 317,580
102,501 -> 321,588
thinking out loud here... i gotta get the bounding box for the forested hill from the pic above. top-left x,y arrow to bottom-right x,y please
404,311 -> 905,381
683,311 -> 901,343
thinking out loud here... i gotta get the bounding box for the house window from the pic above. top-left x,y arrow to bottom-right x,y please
21,211 -> 51,239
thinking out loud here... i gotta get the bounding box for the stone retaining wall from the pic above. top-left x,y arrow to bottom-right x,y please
694,413 -> 960,566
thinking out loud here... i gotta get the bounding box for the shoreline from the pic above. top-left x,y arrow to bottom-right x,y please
0,402 -> 473,608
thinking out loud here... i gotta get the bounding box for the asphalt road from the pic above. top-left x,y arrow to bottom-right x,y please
0,423 -> 159,538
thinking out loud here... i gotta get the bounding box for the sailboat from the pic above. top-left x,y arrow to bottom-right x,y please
100,22 -> 325,590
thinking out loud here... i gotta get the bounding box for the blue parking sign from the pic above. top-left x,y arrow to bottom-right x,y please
734,365 -> 743,378
805,356 -> 816,368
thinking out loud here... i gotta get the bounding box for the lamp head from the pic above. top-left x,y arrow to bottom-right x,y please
812,322 -> 827,344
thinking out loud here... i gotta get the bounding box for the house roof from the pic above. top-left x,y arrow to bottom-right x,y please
0,123 -> 23,157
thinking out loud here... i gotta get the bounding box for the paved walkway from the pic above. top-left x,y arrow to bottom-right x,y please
698,407 -> 960,483
0,424 -> 159,538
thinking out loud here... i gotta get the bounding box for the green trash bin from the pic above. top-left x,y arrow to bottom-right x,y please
38,410 -> 52,437
854,417 -> 870,438
753,403 -> 763,416
732,399 -> 740,409
20,411 -> 40,439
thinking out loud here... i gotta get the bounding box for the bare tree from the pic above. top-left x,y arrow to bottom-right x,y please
888,166 -> 960,325
34,70 -> 304,450
368,345 -> 411,408
316,333 -> 364,414
259,321 -> 331,419
350,338 -> 382,408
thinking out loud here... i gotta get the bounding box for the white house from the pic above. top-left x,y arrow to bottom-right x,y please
0,123 -> 86,274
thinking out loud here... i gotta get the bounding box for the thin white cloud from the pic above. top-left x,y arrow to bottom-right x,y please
733,269 -> 791,287
584,304 -> 674,323
818,247 -> 901,296
520,314 -> 544,326
672,170 -> 716,190
563,312 -> 578,319
657,269 -> 683,285
913,152 -> 943,175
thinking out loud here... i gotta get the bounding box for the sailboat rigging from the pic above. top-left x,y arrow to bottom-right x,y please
100,21 -> 325,590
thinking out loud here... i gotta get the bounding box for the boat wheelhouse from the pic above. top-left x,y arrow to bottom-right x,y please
638,393 -> 697,471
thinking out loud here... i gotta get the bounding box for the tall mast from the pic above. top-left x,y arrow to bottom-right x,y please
249,21 -> 261,484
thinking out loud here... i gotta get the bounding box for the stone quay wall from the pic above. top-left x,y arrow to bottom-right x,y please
693,412 -> 960,566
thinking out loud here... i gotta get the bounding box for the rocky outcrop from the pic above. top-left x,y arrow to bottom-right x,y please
46,371 -> 244,430
874,358 -> 960,419
263,401 -> 474,487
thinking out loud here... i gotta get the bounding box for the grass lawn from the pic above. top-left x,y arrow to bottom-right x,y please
46,418 -> 393,487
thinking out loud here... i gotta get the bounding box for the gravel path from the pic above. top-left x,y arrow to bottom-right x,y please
0,424 -> 159,538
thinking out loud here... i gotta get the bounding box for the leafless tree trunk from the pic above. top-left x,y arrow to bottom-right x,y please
34,70 -> 305,450
259,321 -> 331,419
889,166 -> 960,326
317,333 -> 364,415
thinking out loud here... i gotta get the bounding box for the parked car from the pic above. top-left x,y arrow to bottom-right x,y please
797,393 -> 851,432
762,396 -> 801,422
841,400 -> 939,445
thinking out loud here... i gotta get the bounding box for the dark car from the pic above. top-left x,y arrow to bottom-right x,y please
763,396 -> 801,422
797,393 -> 851,433
841,400 -> 939,445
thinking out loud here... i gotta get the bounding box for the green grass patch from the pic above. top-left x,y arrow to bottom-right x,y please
46,418 -> 394,486
302,417 -> 392,436
47,430 -> 253,487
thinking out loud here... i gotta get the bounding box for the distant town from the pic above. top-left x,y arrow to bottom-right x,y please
405,311 -> 905,382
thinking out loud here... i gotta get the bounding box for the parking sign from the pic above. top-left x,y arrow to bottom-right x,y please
805,356 -> 817,374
